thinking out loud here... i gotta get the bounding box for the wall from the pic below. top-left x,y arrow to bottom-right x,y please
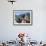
0,0 -> 46,42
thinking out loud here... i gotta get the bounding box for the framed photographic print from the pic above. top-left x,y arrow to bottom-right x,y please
13,10 -> 33,25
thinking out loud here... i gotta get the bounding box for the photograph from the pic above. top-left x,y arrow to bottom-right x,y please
13,10 -> 32,25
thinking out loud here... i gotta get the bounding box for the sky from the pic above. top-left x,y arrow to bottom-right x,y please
15,11 -> 31,16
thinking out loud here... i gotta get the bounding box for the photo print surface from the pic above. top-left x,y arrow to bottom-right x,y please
13,10 -> 32,25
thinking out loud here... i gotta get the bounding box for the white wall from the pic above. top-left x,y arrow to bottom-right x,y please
0,0 -> 46,42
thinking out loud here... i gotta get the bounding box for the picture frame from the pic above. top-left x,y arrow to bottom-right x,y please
13,10 -> 33,25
